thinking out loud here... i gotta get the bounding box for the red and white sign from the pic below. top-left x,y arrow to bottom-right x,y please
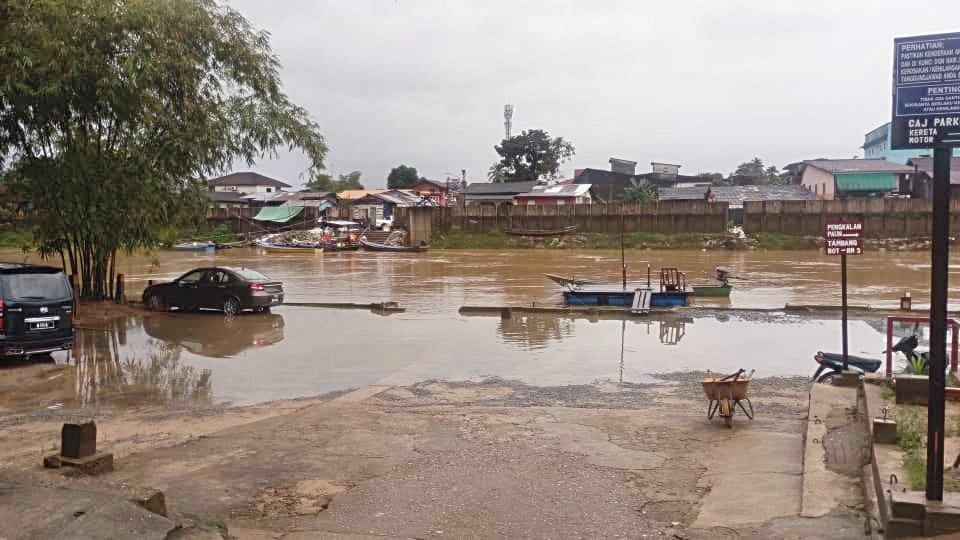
825,221 -> 864,256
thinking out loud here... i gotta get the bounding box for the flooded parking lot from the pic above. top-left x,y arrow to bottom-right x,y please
0,247 -> 951,409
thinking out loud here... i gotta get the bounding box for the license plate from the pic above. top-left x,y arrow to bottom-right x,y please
31,321 -> 54,330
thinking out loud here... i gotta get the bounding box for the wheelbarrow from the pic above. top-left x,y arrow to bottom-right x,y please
701,368 -> 755,428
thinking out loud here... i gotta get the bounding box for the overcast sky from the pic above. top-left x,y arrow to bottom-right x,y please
225,0 -> 960,189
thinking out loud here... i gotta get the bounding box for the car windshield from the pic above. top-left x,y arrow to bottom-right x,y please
231,268 -> 271,282
0,271 -> 71,301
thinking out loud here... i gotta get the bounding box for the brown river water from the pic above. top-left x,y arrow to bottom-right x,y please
0,247 -> 957,409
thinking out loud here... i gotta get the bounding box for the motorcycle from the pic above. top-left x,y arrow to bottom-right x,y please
812,331 -> 927,383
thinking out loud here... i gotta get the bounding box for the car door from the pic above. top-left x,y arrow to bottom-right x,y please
198,269 -> 231,309
172,269 -> 207,308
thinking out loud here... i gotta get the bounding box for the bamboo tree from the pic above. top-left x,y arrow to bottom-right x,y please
0,0 -> 327,298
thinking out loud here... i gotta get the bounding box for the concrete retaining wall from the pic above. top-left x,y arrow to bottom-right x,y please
396,202 -> 730,236
743,199 -> 960,237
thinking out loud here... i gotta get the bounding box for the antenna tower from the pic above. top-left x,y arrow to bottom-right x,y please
503,104 -> 513,139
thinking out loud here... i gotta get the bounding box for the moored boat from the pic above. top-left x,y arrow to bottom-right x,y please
359,239 -> 429,252
544,273 -> 597,287
171,241 -> 215,253
560,268 -> 692,309
505,225 -> 577,237
255,241 -> 323,254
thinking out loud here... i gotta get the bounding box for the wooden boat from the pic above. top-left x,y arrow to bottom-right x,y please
692,284 -> 732,297
255,241 -> 322,254
544,273 -> 597,287
561,268 -> 692,308
505,225 -> 577,237
563,284 -> 691,308
171,241 -> 215,253
360,239 -> 428,252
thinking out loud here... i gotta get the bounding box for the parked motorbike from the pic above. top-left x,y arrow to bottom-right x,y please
812,332 -> 927,383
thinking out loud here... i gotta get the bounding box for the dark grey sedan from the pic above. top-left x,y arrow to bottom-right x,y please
143,267 -> 283,315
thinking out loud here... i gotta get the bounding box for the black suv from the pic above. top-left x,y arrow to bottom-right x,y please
0,264 -> 74,358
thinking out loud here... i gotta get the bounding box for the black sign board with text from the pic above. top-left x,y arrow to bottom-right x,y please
891,32 -> 960,149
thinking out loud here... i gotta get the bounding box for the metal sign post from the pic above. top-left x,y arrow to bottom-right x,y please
891,32 -> 960,502
825,221 -> 864,371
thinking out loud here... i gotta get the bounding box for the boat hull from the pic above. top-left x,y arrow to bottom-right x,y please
171,245 -> 215,253
692,285 -> 732,297
562,289 -> 690,307
257,242 -> 322,254
360,239 -> 428,252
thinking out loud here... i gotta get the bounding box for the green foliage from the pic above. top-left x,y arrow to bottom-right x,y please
750,233 -> 820,250
0,227 -> 34,250
488,164 -> 507,183
306,171 -> 363,192
897,406 -> 960,491
699,172 -> 729,186
0,0 -> 326,298
387,165 -> 419,189
880,379 -> 895,401
493,129 -> 575,183
733,158 -> 785,185
906,355 -> 928,375
623,179 -> 657,203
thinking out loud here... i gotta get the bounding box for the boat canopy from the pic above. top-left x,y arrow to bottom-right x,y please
253,206 -> 305,223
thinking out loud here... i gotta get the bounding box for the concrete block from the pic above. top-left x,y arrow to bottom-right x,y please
834,371 -> 861,387
886,517 -> 925,537
61,422 -> 96,458
891,491 -> 927,520
873,418 -> 897,444
925,504 -> 960,536
60,451 -> 113,476
895,374 -> 929,405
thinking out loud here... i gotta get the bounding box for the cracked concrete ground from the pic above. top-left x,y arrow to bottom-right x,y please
0,376 -> 867,539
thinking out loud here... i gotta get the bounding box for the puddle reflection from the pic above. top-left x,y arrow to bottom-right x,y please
142,313 -> 285,358
70,317 -> 212,406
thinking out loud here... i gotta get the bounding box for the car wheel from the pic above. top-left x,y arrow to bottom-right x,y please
146,294 -> 166,312
223,296 -> 241,316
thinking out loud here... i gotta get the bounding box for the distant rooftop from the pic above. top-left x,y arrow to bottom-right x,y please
803,159 -> 913,174
464,181 -> 537,195
208,172 -> 291,189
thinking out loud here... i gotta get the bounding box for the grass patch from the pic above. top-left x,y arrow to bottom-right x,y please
880,379 -> 895,401
156,223 -> 236,246
897,406 -> 960,491
0,227 -> 34,250
751,233 -> 819,250
432,231 -> 742,250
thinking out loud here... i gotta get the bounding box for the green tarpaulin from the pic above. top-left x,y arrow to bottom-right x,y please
835,173 -> 897,193
253,205 -> 305,223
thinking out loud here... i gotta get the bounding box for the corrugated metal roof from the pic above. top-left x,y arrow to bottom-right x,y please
658,185 -> 818,209
803,159 -> 912,174
208,172 -> 291,188
521,183 -> 592,197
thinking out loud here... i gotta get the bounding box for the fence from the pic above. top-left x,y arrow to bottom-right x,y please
743,199 -> 960,237
395,201 -> 730,236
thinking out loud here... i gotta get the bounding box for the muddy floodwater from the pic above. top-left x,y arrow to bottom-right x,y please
0,247 -> 953,409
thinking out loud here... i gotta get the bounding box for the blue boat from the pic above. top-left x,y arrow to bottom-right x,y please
171,241 -> 215,253
563,285 -> 690,307
560,268 -> 692,309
